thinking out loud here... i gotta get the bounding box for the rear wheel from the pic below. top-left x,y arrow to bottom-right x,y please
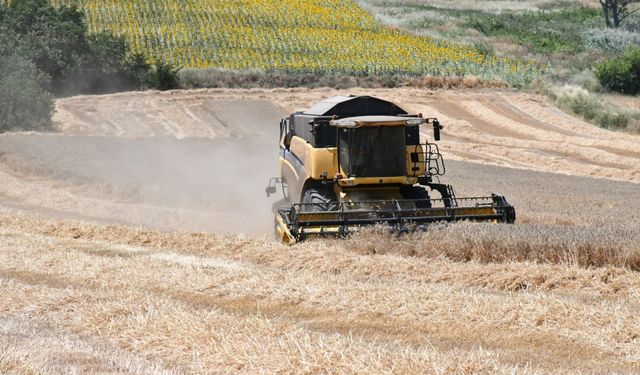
302,187 -> 337,212
400,185 -> 431,208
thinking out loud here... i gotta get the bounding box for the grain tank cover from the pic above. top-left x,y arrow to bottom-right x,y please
304,95 -> 408,117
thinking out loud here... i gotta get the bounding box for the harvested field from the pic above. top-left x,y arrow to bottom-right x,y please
53,88 -> 640,183
1,211 -> 639,374
1,88 -> 639,373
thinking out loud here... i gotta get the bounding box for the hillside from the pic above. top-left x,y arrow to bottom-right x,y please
50,0 -> 537,84
358,0 -> 640,132
1,88 -> 640,373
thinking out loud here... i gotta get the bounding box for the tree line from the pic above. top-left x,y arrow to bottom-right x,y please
0,0 -> 180,132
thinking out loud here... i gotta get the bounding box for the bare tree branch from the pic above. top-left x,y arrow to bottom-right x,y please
620,1 -> 640,21
598,0 -> 640,28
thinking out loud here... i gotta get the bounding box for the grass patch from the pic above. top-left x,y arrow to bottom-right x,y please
542,84 -> 640,132
582,27 -> 640,54
466,7 -> 601,54
179,68 -> 509,89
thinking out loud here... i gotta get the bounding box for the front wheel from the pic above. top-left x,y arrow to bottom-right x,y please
400,185 -> 431,208
301,187 -> 337,212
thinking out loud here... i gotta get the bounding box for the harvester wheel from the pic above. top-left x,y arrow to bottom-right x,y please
302,188 -> 337,212
401,186 -> 431,208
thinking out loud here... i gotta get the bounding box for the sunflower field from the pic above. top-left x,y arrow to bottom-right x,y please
51,0 -> 539,83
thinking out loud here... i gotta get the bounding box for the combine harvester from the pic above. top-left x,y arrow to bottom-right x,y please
266,96 -> 515,244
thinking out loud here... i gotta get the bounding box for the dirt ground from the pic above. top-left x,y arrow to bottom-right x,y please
0,88 -> 639,374
52,88 -> 640,184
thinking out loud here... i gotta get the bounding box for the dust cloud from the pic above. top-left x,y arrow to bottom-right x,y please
0,100 -> 285,236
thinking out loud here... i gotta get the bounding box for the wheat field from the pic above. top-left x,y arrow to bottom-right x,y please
1,88 -> 639,373
0,210 -> 639,374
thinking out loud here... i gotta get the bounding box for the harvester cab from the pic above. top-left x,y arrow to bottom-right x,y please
266,95 -> 515,244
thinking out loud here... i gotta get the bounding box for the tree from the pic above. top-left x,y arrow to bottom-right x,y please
0,1 -> 175,132
69,32 -> 136,94
1,0 -> 160,95
5,0 -> 89,93
0,8 -> 54,131
0,52 -> 54,131
598,0 -> 640,28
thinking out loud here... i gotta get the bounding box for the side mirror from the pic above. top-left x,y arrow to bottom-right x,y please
265,186 -> 276,197
433,120 -> 443,141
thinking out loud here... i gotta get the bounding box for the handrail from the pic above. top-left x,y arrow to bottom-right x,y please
412,142 -> 446,177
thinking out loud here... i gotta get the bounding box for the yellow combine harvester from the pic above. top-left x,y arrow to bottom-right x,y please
266,95 -> 515,244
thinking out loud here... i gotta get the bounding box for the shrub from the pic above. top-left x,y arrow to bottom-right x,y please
595,46 -> 640,95
582,28 -> 640,54
551,85 -> 632,130
568,69 -> 602,92
596,111 -> 630,129
65,33 -> 152,94
0,52 -> 54,132
178,68 -> 508,90
124,53 -> 153,90
147,62 -> 181,91
472,42 -> 495,58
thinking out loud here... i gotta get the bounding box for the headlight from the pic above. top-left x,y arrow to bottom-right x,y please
331,119 -> 356,127
406,118 -> 425,126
